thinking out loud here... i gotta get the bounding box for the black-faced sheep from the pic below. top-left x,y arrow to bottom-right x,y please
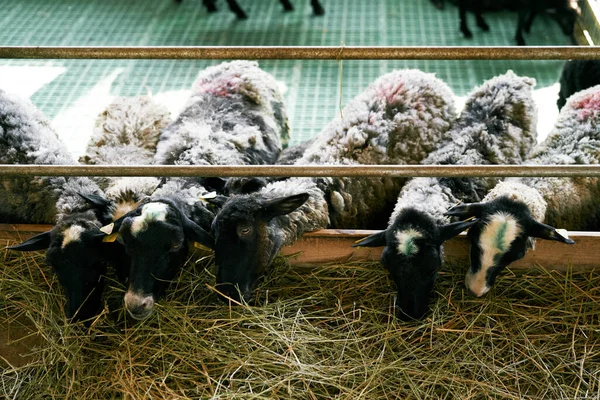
208,69 -> 457,303
8,94 -> 172,322
557,60 -> 600,110
106,61 -> 290,320
0,89 -> 119,322
447,84 -> 600,297
354,71 -> 539,320
197,0 -> 324,19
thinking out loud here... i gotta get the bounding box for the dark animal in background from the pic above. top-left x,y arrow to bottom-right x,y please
456,0 -> 577,45
181,0 -> 324,19
557,60 -> 600,110
430,0 -> 444,10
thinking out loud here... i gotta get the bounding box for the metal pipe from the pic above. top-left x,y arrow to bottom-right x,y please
0,46 -> 599,60
1,164 -> 599,178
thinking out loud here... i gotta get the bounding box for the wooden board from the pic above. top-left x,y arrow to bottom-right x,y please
2,224 -> 599,271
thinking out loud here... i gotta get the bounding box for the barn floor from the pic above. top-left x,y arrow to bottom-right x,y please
0,0 -> 573,156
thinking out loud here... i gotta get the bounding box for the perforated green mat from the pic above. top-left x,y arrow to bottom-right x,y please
0,0 -> 573,153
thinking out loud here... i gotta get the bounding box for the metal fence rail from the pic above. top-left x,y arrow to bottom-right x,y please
1,164 -> 599,178
1,46 -> 599,60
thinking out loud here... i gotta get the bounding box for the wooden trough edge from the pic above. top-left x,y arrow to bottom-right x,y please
1,224 -> 599,271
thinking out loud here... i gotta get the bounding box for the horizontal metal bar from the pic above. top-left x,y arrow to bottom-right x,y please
1,164 -> 599,178
0,46 -> 599,60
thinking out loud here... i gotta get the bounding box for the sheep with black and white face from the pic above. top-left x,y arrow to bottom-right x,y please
448,84 -> 600,296
355,70 -> 539,319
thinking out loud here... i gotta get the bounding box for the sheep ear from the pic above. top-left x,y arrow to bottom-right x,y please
206,195 -> 229,208
528,221 -> 575,244
263,193 -> 309,219
6,231 -> 52,251
78,192 -> 110,209
445,202 -> 486,219
352,231 -> 387,248
438,219 -> 478,244
183,215 -> 214,249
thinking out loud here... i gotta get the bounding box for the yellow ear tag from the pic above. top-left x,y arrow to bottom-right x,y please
103,232 -> 120,243
193,241 -> 213,252
198,191 -> 217,204
354,237 -> 367,244
100,223 -> 114,235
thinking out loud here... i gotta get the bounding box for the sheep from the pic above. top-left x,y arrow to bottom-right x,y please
106,61 -> 290,320
456,0 -> 577,45
557,60 -> 600,110
354,71 -> 539,319
196,0 -> 325,20
446,84 -> 600,297
0,89 -> 121,322
205,69 -> 458,303
8,95 -> 172,322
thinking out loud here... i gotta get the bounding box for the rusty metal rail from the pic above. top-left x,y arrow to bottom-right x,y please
1,164 -> 599,178
1,46 -> 599,60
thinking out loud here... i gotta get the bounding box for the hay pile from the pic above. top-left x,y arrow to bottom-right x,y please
1,246 -> 599,399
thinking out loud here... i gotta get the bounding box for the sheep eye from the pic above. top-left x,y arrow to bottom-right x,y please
170,240 -> 184,251
237,225 -> 252,237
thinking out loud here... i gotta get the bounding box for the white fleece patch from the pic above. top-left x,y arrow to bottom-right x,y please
61,225 -> 86,249
130,202 -> 169,236
467,213 -> 521,296
394,228 -> 422,256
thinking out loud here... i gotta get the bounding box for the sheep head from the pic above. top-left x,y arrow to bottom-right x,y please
353,208 -> 476,320
6,210 -> 126,323
446,196 -> 574,297
111,198 -> 214,321
210,192 -> 309,303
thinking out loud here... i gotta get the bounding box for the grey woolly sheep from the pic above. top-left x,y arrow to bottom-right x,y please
78,95 -> 172,219
447,84 -> 600,296
557,60 -> 600,110
355,70 -> 538,319
109,61 -> 290,320
208,68 -> 458,303
0,89 -> 121,322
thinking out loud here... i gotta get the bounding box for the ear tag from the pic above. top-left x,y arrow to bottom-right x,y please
100,223 -> 114,235
199,191 -> 217,204
555,229 -> 570,240
193,241 -> 213,252
354,237 -> 368,245
103,232 -> 119,243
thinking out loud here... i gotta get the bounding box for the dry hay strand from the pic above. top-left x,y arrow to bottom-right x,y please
1,245 -> 599,399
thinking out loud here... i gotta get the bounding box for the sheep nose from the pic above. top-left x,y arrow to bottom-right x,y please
124,291 -> 155,320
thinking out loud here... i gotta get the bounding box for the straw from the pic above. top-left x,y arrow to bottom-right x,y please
1,245 -> 599,399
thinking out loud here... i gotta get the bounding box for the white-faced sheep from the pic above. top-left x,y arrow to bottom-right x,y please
105,61 -> 290,320
206,69 -> 457,303
354,71 -> 539,319
0,89 -> 121,322
447,84 -> 600,297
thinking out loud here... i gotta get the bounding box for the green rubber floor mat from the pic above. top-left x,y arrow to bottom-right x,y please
0,0 -> 574,155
